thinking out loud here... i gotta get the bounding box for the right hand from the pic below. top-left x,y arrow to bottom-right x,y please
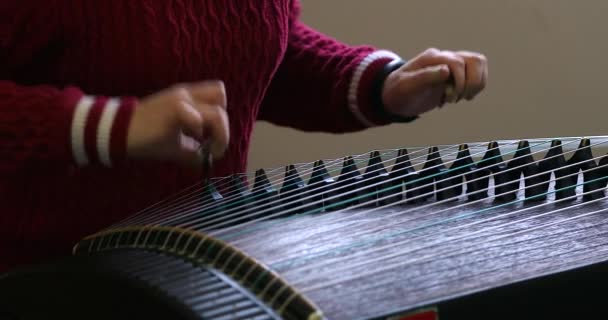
126,80 -> 230,167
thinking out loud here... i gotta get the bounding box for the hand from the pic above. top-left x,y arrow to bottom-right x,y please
126,80 -> 230,167
381,48 -> 488,118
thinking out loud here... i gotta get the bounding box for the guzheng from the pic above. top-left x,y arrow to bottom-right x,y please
3,136 -> 608,320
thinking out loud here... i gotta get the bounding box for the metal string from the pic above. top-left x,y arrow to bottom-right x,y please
226,138 -> 587,247
92,135 -> 608,315
117,152 -> 352,227
286,174 -> 607,284
123,147 -> 432,229
298,192 -> 608,293
121,150 -> 397,227
185,137 -> 595,290
117,136 -> 600,232
309,211 -> 608,306
118,135 -> 581,229
237,147 -> 608,291
262,140 -> 606,269
182,144 -> 467,230
209,138 -> 575,241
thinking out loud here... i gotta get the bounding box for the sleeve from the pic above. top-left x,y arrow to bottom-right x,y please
257,1 -> 406,133
0,83 -> 136,174
0,2 -> 137,175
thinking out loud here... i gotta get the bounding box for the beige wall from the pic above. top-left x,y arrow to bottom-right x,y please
248,0 -> 608,171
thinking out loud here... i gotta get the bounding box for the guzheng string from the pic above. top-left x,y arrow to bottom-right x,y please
302,209 -> 608,307
104,157 -> 608,312
271,140 -> 596,241
297,192 -> 608,294
121,137 -> 579,234
117,139 -> 511,228
115,149 -> 399,227
119,148 -> 425,228
238,175 -> 608,304
115,136 -> 604,264
150,141 -> 476,230
104,134 -> 605,298
183,144 -> 471,230
120,137 -> 525,229
209,138 -> 608,293
219,139 -> 586,246
285,175 -> 608,284
266,161 -> 607,271
122,146 -> 404,225
202,139 -> 560,237
249,159 -> 608,296
116,156 -> 351,230
254,148 -> 608,274
118,137 -> 601,231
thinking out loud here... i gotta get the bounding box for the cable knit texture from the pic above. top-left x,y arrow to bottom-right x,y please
0,0 -> 400,272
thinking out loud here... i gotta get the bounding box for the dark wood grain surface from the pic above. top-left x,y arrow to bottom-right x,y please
218,179 -> 608,319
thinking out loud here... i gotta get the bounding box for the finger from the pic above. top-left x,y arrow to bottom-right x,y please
481,58 -> 488,91
176,100 -> 204,141
457,52 -> 487,100
405,48 -> 466,102
396,64 -> 451,94
199,105 -> 230,159
188,80 -> 227,109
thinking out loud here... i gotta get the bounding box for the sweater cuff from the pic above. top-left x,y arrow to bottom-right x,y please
347,50 -> 401,127
68,92 -> 136,167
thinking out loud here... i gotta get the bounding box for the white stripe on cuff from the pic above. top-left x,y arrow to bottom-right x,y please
71,96 -> 95,166
347,50 -> 400,127
97,98 -> 120,167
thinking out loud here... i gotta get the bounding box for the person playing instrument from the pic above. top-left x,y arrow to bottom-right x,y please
0,1 -> 487,272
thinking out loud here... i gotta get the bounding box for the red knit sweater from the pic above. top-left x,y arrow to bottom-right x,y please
0,1 -> 402,272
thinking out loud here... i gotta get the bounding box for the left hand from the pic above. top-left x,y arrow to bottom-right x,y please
381,48 -> 488,118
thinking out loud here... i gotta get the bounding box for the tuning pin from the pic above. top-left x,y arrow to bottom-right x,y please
361,151 -> 402,207
252,169 -> 278,217
308,160 -> 337,213
279,164 -> 307,215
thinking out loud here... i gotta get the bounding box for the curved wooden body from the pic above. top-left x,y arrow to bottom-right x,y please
2,137 -> 608,319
